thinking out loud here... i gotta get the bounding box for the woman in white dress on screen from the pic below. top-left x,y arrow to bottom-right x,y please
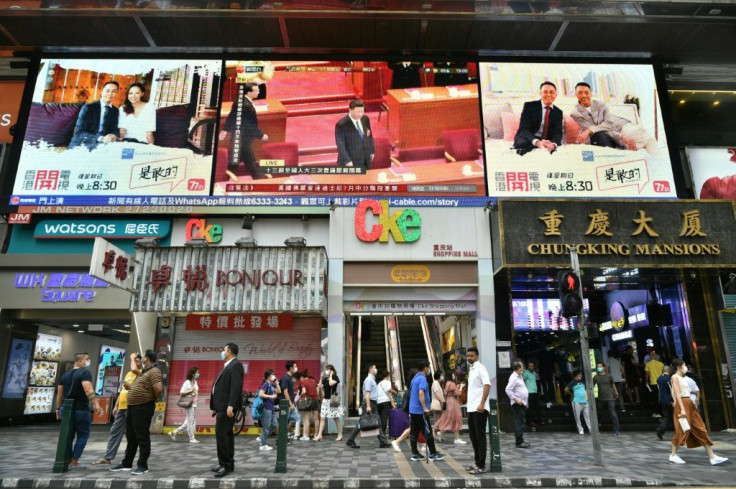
119,83 -> 156,144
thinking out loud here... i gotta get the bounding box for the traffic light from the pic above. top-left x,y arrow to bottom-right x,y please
558,270 -> 583,318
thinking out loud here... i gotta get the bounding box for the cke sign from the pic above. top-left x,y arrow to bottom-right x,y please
355,199 -> 421,243
185,218 -> 223,244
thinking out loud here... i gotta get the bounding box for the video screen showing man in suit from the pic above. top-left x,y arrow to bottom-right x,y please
513,81 -> 563,155
389,62 -> 423,89
335,99 -> 374,171
219,82 -> 269,179
69,80 -> 120,150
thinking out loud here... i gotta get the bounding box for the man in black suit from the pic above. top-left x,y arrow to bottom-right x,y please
69,80 -> 120,150
513,81 -> 563,156
210,343 -> 244,478
335,99 -> 374,171
389,62 -> 423,89
219,83 -> 269,179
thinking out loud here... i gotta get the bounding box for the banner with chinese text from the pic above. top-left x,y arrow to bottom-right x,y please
185,313 -> 292,331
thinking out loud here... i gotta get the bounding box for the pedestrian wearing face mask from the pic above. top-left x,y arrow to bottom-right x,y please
593,362 -> 621,436
315,365 -> 344,441
346,363 -> 392,449
257,369 -> 282,451
110,351 -> 163,475
56,352 -> 103,469
669,359 -> 727,465
207,343 -> 244,478
430,371 -> 446,441
170,367 -> 200,443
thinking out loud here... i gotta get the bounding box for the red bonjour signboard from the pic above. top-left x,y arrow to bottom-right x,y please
185,313 -> 292,331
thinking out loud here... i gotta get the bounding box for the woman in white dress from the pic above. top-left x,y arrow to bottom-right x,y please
170,366 -> 199,443
119,83 -> 156,144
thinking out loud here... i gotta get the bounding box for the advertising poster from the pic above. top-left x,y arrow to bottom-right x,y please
95,345 -> 126,395
29,360 -> 58,387
686,147 -> 736,199
480,62 -> 676,198
213,60 -> 485,200
12,58 -> 222,205
34,332 -> 62,360
2,338 -> 34,399
23,386 -> 55,415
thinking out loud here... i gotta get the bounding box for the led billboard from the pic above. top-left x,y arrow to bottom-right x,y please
11,58 -> 222,205
479,62 -> 676,198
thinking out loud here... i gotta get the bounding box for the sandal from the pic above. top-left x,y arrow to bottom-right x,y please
468,467 -> 487,475
465,465 -> 479,472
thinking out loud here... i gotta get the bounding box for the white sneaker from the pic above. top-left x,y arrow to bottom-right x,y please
669,454 -> 686,464
578,430 -> 584,435
391,441 -> 401,453
259,444 -> 273,451
169,431 -> 176,440
710,456 -> 728,466
454,439 -> 467,445
299,436 -> 310,441
189,439 -> 200,444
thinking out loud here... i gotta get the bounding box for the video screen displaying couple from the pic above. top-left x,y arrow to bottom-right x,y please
480,62 -> 677,198
213,60 -> 485,197
13,58 -> 222,200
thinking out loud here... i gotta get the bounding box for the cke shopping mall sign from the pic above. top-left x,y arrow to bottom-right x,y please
128,245 -> 327,313
495,199 -> 736,267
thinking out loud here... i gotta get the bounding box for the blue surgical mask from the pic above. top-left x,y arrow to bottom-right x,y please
596,367 -> 604,373
194,373 -> 200,379
84,361 -> 91,368
220,351 -> 226,361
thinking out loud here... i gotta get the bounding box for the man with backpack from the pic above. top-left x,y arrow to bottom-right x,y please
55,352 -> 103,470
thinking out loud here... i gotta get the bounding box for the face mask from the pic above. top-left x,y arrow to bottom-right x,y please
324,370 -> 330,377
682,366 -> 688,374
440,376 -> 445,381
270,376 -> 276,382
596,367 -> 604,373
220,351 -> 226,361
84,361 -> 91,368
194,373 -> 200,379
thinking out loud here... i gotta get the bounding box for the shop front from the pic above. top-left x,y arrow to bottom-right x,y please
122,237 -> 328,431
491,199 -> 736,431
328,200 -> 495,410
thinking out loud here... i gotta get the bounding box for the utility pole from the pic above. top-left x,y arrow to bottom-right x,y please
570,246 -> 603,466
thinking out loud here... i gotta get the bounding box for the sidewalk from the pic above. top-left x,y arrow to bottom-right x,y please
0,425 -> 734,488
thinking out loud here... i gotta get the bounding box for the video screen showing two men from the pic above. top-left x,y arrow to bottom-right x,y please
214,60 -> 485,197
480,62 -> 676,198
14,59 -> 222,201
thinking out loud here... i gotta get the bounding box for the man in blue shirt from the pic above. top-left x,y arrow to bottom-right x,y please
565,370 -> 592,435
346,363 -> 391,449
409,360 -> 446,462
656,365 -> 674,440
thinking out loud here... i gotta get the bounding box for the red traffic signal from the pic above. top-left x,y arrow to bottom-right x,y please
557,270 -> 583,318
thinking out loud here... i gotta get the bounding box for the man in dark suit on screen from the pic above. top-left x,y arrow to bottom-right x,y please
335,99 -> 374,171
389,61 -> 423,89
513,81 -> 563,156
69,80 -> 120,150
210,343 -> 244,478
219,83 -> 269,179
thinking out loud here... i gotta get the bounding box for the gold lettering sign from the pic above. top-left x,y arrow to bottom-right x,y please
539,210 -> 564,236
390,265 -> 431,283
585,209 -> 613,237
680,210 -> 707,237
632,210 -> 659,237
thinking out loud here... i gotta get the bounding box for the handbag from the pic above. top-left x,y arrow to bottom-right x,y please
297,396 -> 311,411
177,393 -> 194,409
379,382 -> 395,408
359,412 -> 380,432
678,415 -> 690,432
329,393 -> 340,408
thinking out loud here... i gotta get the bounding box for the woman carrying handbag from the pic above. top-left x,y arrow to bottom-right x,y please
669,359 -> 727,465
430,370 -> 446,441
315,365 -> 344,441
170,367 -> 199,443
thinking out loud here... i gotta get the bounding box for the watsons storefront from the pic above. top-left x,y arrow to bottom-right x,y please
328,200 -> 496,412
491,199 -> 736,431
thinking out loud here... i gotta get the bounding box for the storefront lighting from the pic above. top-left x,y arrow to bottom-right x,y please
72,324 -> 79,328
235,237 -> 258,248
124,324 -> 130,328
77,330 -> 85,334
284,237 -> 307,247
424,312 -> 446,316
185,238 -> 208,248
135,238 -> 160,249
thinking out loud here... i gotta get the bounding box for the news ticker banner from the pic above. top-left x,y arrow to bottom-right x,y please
479,62 -> 676,198
12,58 -> 223,200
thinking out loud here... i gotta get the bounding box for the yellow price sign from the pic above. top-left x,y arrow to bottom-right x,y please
259,159 -> 284,167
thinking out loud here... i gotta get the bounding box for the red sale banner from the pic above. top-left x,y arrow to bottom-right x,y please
186,313 -> 292,331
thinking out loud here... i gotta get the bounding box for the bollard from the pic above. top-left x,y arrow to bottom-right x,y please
53,399 -> 75,473
487,399 -> 502,473
275,399 -> 288,473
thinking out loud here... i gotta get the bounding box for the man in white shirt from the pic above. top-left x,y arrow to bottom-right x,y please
505,360 -> 530,448
465,347 -> 491,474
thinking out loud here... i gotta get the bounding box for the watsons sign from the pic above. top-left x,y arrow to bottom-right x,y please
34,220 -> 170,239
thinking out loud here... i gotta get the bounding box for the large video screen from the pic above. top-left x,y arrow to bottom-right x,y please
686,147 -> 736,200
480,62 -> 676,198
213,60 -> 485,198
11,58 -> 222,204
